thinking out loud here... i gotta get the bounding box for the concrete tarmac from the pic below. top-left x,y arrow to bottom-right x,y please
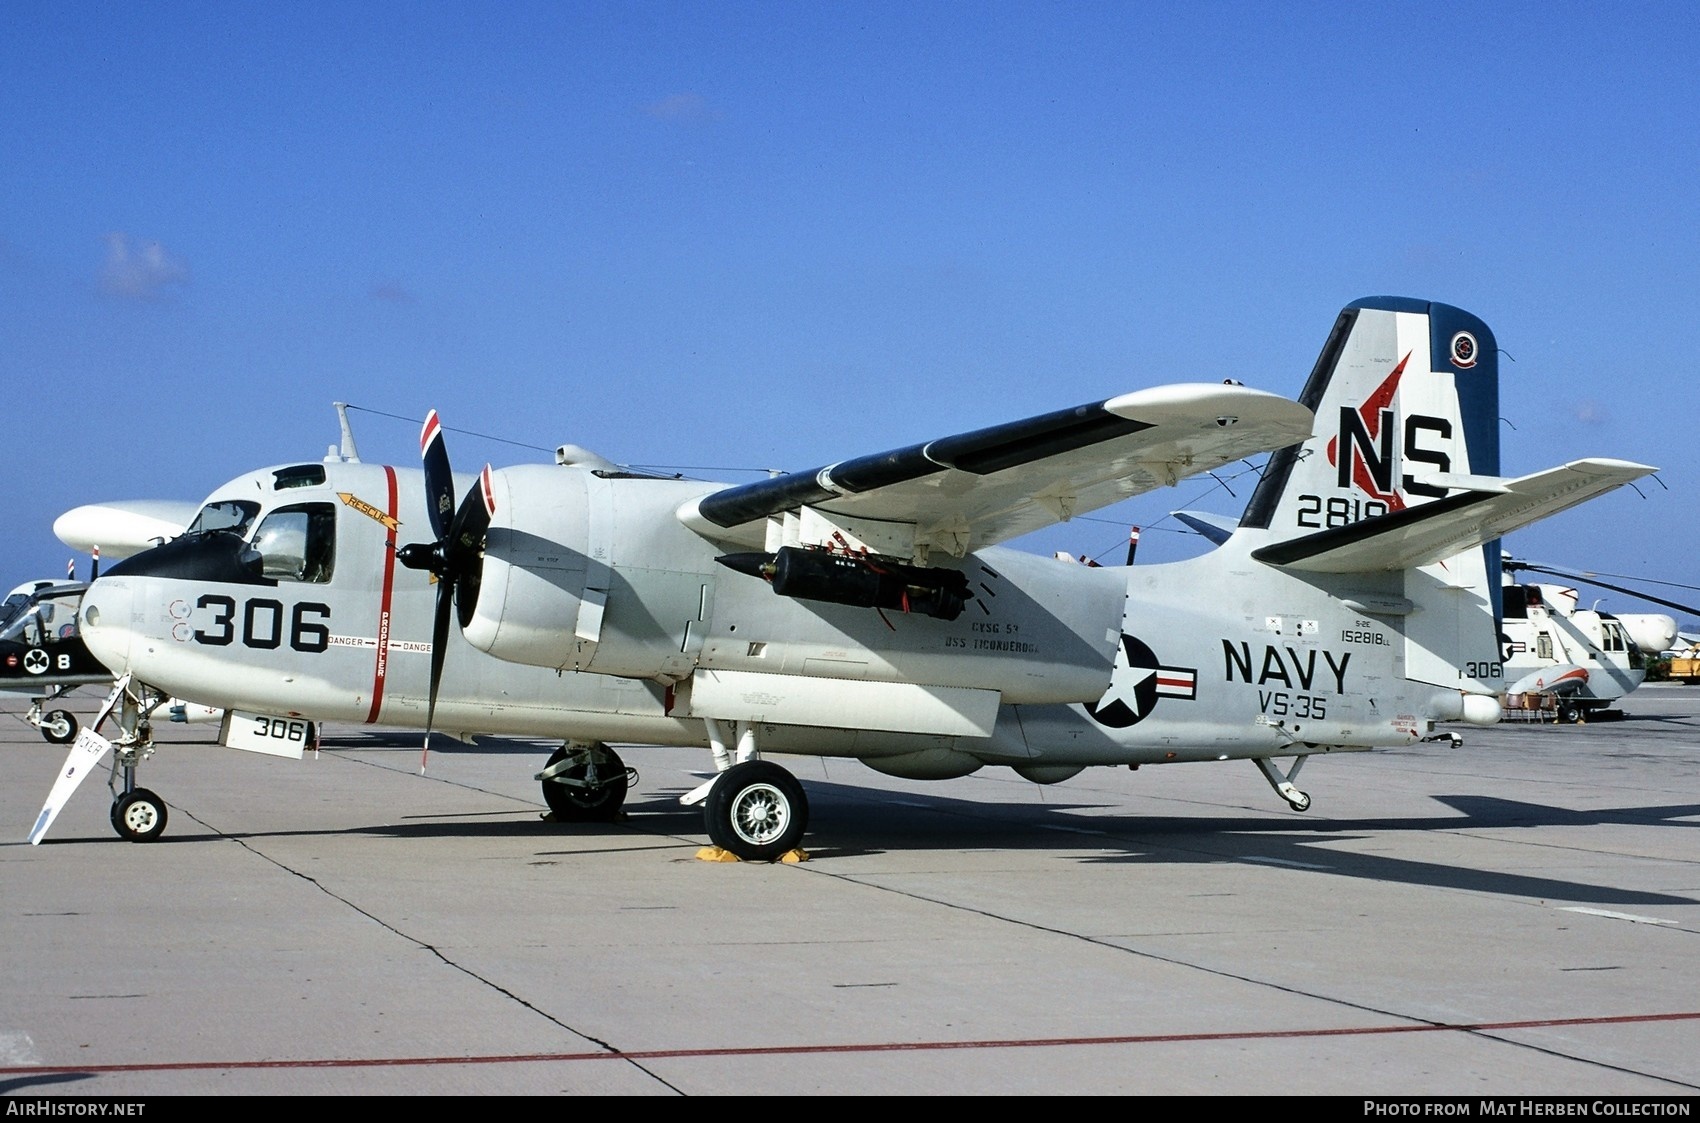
3,686 -> 1699,1096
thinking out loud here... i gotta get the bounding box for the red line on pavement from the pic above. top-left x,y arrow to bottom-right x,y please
5,1010 -> 1696,1076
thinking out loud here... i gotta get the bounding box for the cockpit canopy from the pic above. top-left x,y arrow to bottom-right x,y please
0,584 -> 85,647
181,460 -> 345,584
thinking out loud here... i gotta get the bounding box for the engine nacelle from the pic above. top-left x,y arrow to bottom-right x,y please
462,465 -> 718,678
462,464 -> 595,666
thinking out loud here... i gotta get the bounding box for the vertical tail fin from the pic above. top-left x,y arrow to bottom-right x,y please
1237,298 -> 1505,693
1239,297 -> 1500,538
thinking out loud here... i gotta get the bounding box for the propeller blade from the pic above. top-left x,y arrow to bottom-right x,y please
422,572 -> 454,773
420,409 -> 455,543
444,473 -> 492,573
410,417 -> 495,770
447,469 -> 493,630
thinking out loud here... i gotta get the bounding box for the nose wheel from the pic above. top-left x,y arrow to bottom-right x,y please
24,689 -> 80,743
111,788 -> 168,842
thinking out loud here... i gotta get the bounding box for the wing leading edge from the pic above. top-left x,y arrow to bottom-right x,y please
676,383 -> 1315,558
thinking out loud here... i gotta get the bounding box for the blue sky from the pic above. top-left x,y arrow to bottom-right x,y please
3,2 -> 1695,618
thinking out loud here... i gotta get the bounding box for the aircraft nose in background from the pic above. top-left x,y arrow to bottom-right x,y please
79,579 -> 136,675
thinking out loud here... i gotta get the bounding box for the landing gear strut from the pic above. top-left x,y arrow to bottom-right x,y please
691,718 -> 810,861
1254,755 -> 1312,812
537,742 -> 634,821
29,673 -> 172,844
101,679 -> 167,841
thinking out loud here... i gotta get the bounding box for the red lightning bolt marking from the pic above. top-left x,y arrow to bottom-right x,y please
1325,351 -> 1411,511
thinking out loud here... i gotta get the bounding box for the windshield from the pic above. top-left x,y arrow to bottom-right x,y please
1603,620 -> 1645,669
0,590 -> 81,645
186,500 -> 261,538
0,592 -> 31,631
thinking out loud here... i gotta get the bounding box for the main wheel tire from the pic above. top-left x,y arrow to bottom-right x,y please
112,789 -> 168,842
41,709 -> 77,744
704,760 -> 808,861
540,745 -> 629,822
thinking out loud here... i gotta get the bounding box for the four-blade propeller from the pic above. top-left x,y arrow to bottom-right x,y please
395,409 -> 494,768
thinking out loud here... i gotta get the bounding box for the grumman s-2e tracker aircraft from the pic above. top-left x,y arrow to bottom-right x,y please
38,297 -> 1654,860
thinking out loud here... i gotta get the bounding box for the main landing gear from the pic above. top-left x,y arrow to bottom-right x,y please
688,719 -> 809,861
537,742 -> 636,822
536,726 -> 809,861
703,760 -> 809,862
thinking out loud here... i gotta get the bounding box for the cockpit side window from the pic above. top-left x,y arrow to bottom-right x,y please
187,500 -> 261,538
251,503 -> 336,583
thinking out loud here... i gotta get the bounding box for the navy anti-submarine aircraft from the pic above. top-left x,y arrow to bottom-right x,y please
58,297 -> 1652,858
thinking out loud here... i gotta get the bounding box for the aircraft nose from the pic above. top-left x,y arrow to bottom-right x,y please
79,579 -> 135,674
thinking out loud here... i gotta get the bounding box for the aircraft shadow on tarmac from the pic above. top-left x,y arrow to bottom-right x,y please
0,1072 -> 91,1096
44,774 -> 1699,910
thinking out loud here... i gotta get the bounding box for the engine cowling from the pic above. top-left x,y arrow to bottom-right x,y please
462,466 -> 721,679
461,464 -> 594,667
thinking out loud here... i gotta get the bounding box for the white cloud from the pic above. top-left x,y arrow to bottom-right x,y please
100,232 -> 189,300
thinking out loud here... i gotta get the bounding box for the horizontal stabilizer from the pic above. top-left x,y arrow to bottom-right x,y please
1252,459 -> 1656,573
1173,510 -> 1238,546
